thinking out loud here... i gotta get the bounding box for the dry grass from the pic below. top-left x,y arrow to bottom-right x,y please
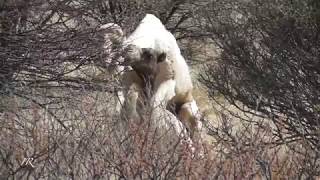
1,86 -> 318,179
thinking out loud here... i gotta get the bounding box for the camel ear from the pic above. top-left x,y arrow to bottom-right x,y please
157,52 -> 166,63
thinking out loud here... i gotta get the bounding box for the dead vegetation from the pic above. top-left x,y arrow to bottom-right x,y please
0,0 -> 319,179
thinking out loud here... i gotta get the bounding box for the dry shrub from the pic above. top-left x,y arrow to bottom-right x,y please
1,0 -> 319,179
0,88 -> 211,179
2,88 -> 317,179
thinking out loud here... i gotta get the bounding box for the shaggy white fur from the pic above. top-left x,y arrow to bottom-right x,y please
123,14 -> 202,139
124,14 -> 193,106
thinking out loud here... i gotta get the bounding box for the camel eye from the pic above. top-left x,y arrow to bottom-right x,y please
157,52 -> 166,63
142,50 -> 153,59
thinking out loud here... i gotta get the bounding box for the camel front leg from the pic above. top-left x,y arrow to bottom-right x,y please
178,100 -> 203,140
151,79 -> 176,109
